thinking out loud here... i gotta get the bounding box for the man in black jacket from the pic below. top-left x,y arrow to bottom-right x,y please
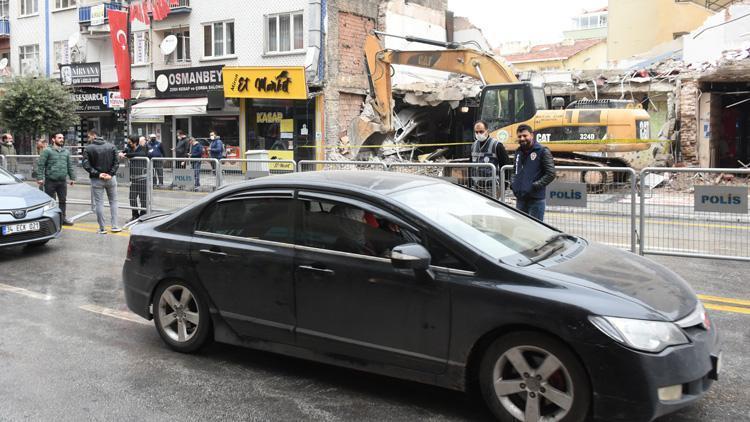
470,119 -> 509,196
510,124 -> 556,221
174,130 -> 189,169
119,135 -> 149,221
82,129 -> 121,234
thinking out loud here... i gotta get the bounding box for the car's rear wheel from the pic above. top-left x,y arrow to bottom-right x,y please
479,331 -> 590,422
153,280 -> 212,353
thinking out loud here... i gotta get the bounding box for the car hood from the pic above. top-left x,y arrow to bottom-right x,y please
0,182 -> 51,209
533,242 -> 696,321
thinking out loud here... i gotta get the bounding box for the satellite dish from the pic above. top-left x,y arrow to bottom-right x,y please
68,32 -> 81,48
160,35 -> 178,55
0,58 -> 7,70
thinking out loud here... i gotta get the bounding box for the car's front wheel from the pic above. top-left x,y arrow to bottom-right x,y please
153,280 -> 212,353
479,331 -> 590,422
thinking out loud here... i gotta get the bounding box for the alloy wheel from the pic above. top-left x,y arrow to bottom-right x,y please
158,285 -> 200,343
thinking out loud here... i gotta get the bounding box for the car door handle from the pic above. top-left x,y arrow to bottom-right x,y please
297,265 -> 335,276
200,249 -> 228,258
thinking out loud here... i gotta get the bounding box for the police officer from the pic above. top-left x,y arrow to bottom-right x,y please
511,124 -> 556,221
470,120 -> 509,196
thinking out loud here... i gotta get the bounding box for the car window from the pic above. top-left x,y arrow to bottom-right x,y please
0,167 -> 18,184
298,199 -> 420,258
197,197 -> 294,244
426,238 -> 474,272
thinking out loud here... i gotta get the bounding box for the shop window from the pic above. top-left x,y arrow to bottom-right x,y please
203,21 -> 234,58
53,40 -> 69,67
265,12 -> 304,54
54,0 -> 75,9
165,29 -> 190,64
19,44 -> 39,76
20,0 -> 37,16
131,31 -> 150,65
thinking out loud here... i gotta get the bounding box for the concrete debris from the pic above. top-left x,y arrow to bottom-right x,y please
394,76 -> 482,108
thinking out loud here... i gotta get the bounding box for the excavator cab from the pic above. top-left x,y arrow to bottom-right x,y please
478,82 -> 547,133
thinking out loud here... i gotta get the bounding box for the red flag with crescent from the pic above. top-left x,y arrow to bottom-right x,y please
108,10 -> 131,99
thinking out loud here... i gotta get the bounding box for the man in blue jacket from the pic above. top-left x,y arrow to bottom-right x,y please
147,134 -> 165,187
510,124 -> 556,221
208,130 -> 223,175
188,137 -> 203,191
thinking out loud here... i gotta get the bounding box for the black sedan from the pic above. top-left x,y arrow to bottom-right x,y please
0,167 -> 62,248
123,171 -> 720,422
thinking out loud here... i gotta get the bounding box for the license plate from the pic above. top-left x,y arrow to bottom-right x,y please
1,221 -> 41,235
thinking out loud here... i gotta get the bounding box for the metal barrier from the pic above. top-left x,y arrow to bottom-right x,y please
0,154 -> 6,170
297,160 -> 388,172
388,162 -> 498,198
149,157 -> 221,212
639,167 -> 750,261
220,158 -> 296,186
500,165 -> 637,252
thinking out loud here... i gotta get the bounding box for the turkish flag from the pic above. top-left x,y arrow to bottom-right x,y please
108,10 -> 131,100
152,0 -> 171,21
129,3 -> 150,25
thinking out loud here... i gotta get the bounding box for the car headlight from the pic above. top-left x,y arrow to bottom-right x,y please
589,316 -> 689,353
43,200 -> 58,212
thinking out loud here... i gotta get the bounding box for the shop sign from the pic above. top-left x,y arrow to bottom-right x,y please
131,115 -> 165,123
108,91 -> 125,108
60,62 -> 101,86
223,67 -> 307,100
155,65 -> 224,98
70,89 -> 108,113
546,182 -> 587,208
91,5 -> 105,26
694,186 -> 748,214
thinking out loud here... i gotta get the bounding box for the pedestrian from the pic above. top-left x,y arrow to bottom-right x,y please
174,129 -> 189,169
118,135 -> 149,222
32,138 -> 50,190
188,137 -> 203,191
147,133 -> 165,187
36,133 -> 76,226
36,138 -> 49,155
0,132 -> 17,173
470,119 -> 509,196
510,124 -> 556,221
82,129 -> 121,234
208,130 -> 224,173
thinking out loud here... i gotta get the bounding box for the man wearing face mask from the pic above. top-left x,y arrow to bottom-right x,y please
470,120 -> 509,196
511,124 -> 556,221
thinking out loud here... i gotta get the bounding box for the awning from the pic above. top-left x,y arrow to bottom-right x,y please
130,97 -> 207,117
73,82 -> 120,89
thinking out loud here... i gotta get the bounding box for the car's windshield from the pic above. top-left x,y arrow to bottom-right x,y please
0,168 -> 19,185
391,183 -> 559,262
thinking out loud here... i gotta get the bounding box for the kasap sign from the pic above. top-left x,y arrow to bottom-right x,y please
694,186 -> 748,214
546,182 -> 588,207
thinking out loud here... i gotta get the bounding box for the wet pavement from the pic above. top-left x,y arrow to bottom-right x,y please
0,212 -> 748,421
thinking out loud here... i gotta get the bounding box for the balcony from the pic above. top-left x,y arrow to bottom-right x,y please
169,0 -> 191,13
78,2 -> 123,25
0,18 -> 9,38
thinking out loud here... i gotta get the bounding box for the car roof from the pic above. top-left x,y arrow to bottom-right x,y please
234,170 -> 445,197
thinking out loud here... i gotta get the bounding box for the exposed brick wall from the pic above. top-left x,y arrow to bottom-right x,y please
338,93 -> 365,140
338,12 -> 376,77
678,79 -> 699,165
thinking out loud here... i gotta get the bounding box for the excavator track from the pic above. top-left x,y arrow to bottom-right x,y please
553,155 -> 632,193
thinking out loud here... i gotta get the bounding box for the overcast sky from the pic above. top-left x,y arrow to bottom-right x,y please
447,0 -> 608,47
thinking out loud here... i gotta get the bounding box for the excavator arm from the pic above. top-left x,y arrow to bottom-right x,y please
364,33 -> 518,132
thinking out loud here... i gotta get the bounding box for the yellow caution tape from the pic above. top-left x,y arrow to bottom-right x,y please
299,139 -> 670,149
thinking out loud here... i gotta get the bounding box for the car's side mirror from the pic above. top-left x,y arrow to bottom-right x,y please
391,243 -> 431,271
14,174 -> 25,181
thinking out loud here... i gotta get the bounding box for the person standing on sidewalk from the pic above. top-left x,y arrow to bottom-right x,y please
510,124 -> 556,221
174,130 -> 189,169
208,130 -> 224,174
147,133 -> 165,187
82,129 -> 121,234
119,135 -> 149,222
36,133 -> 76,226
188,137 -> 203,191
0,133 -> 17,173
470,119 -> 509,196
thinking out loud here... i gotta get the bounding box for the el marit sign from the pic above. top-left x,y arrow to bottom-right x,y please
155,65 -> 224,98
222,67 -> 308,100
546,182 -> 587,207
694,186 -> 748,214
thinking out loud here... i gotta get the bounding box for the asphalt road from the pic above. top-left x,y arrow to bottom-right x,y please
0,208 -> 748,421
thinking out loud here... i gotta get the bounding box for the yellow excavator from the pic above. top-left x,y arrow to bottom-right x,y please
359,32 -> 663,174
